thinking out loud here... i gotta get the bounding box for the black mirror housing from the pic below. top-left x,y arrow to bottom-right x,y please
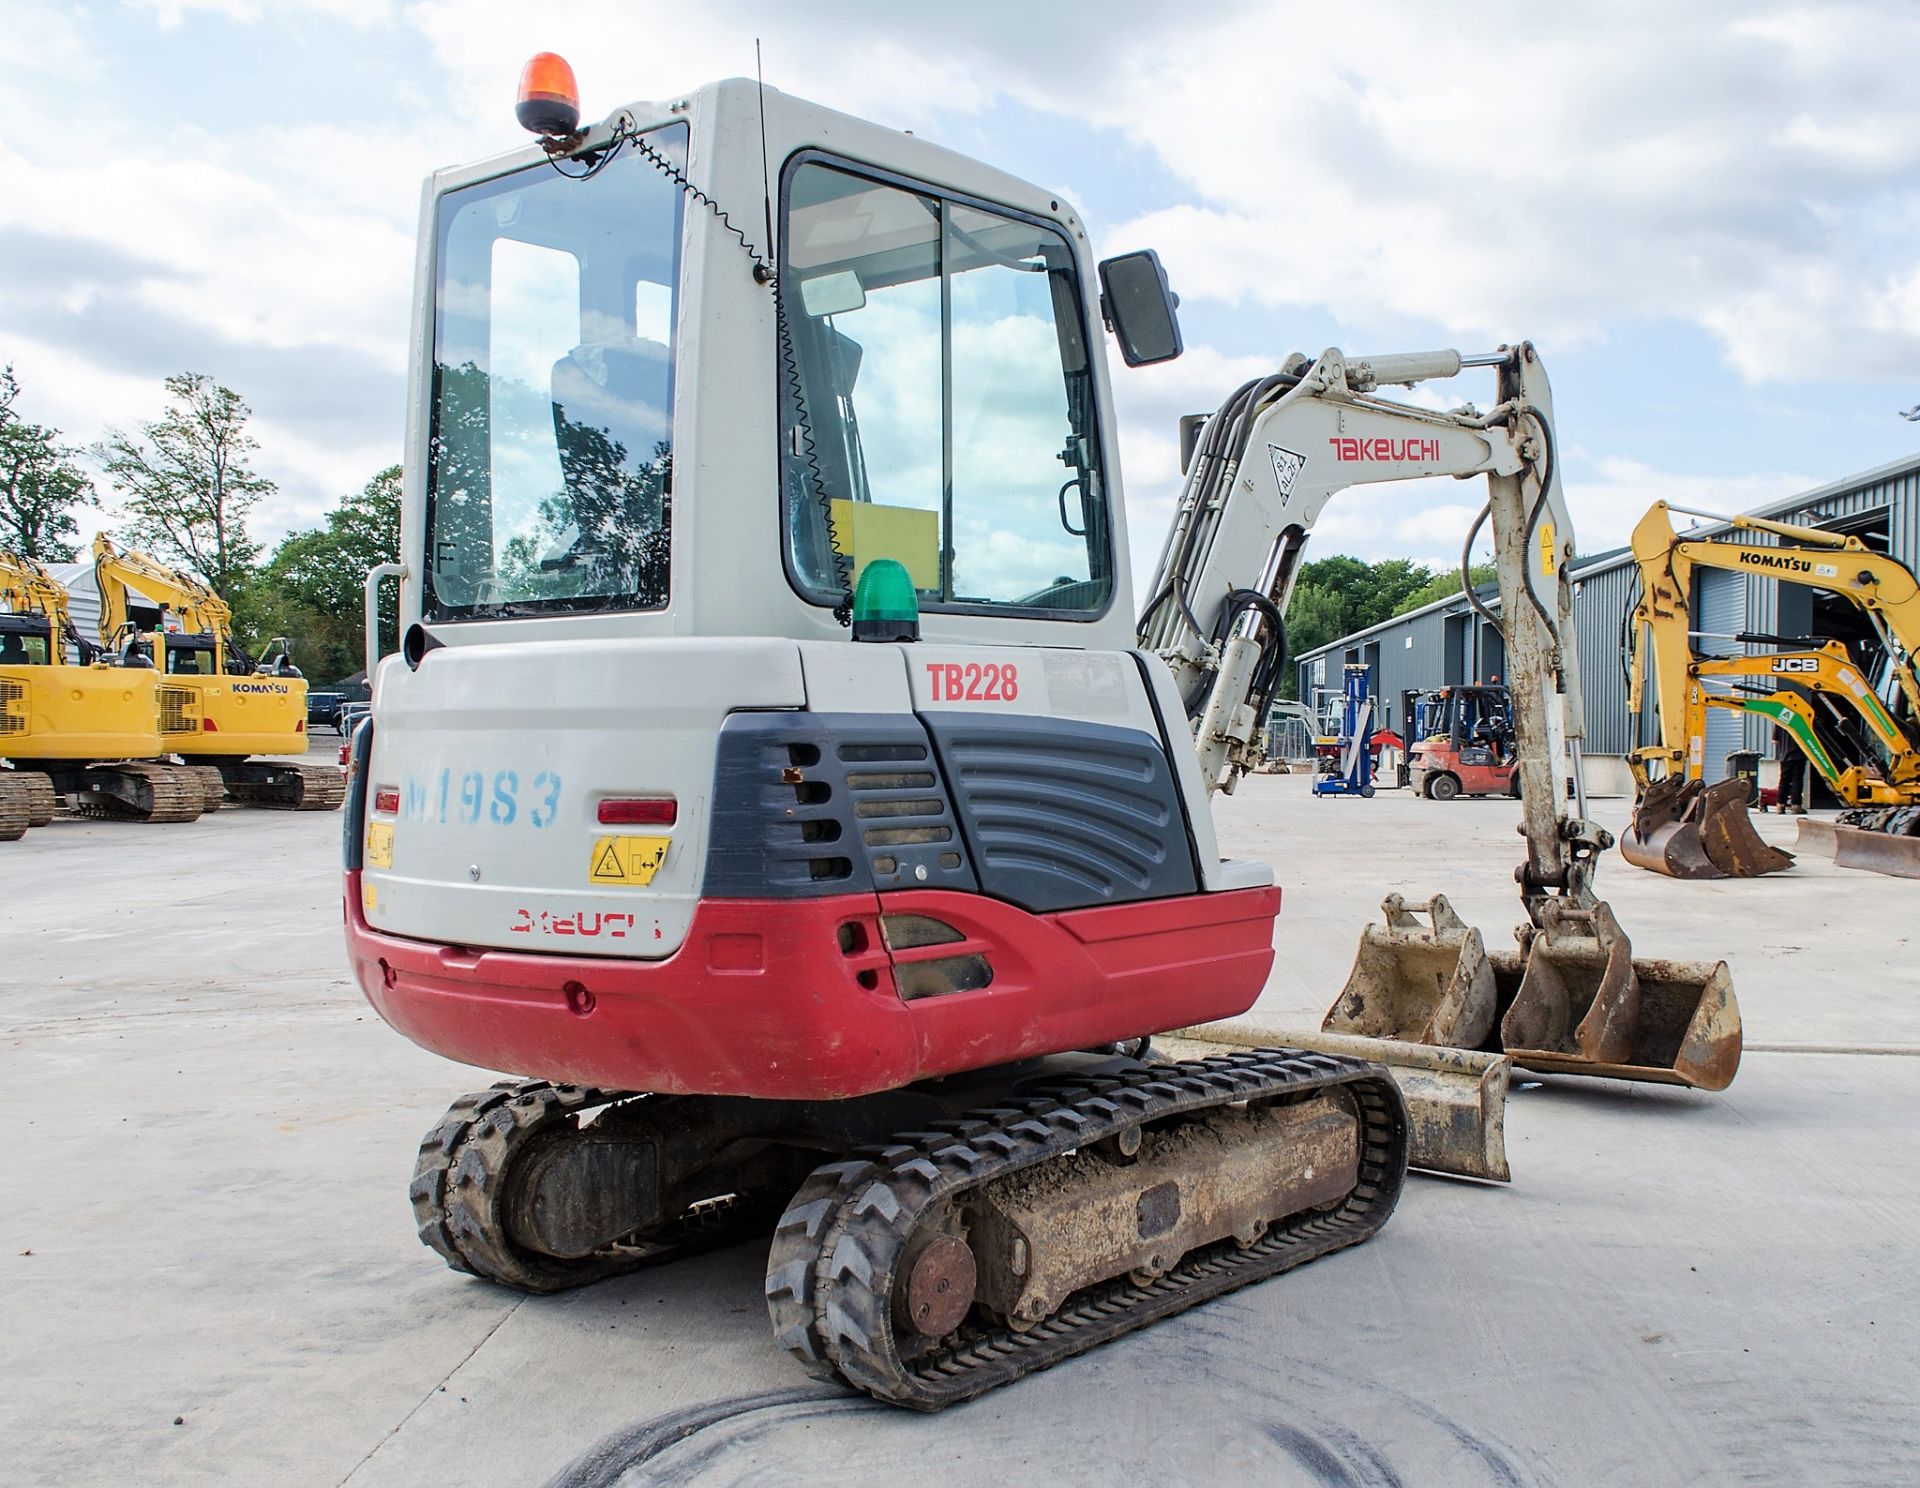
1097,249 -> 1183,367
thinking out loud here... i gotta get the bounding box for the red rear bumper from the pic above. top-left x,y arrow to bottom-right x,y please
345,874 -> 1279,1100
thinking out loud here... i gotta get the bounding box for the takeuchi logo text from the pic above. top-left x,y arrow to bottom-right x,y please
1326,436 -> 1442,462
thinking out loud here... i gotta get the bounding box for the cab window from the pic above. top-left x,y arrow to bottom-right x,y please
780,158 -> 1110,616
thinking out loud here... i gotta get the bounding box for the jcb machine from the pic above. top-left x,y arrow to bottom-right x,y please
1403,685 -> 1520,800
92,537 -> 343,812
1623,501 -> 1920,877
0,550 -> 204,829
348,63 -> 1739,1409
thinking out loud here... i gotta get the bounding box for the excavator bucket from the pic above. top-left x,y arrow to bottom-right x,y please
1694,778 -> 1793,877
1620,776 -> 1721,879
1167,1023 -> 1511,1183
1320,893 -> 1498,1049
1622,776 -> 1792,879
1495,900 -> 1741,1090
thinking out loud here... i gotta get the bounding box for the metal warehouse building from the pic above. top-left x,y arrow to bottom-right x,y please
1292,451 -> 1920,795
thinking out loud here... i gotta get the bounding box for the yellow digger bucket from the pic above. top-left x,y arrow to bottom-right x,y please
1320,893 -> 1497,1049
1622,776 -> 1791,879
1495,899 -> 1741,1090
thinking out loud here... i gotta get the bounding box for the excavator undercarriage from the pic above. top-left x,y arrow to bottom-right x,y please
412,1051 -> 1405,1409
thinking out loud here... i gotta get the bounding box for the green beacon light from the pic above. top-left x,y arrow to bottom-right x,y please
850,559 -> 920,643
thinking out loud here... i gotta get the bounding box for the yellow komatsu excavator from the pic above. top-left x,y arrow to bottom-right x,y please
1623,500 -> 1920,877
92,536 -> 344,812
1,549 -> 205,831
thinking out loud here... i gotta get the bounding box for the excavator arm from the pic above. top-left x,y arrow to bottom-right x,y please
1140,342 -> 1604,919
91,535 -> 235,662
1142,343 -> 1740,1095
0,549 -> 98,663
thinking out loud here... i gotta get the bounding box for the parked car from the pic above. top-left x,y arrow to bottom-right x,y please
307,691 -> 346,732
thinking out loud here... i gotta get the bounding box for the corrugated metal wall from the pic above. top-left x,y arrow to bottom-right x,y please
1292,454 -> 1920,758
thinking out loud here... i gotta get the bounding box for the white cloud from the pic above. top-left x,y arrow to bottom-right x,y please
0,0 -> 1909,589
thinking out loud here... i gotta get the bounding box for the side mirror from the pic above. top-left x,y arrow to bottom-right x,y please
1097,249 -> 1183,367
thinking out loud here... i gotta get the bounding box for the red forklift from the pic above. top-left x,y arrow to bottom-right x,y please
1401,685 -> 1521,800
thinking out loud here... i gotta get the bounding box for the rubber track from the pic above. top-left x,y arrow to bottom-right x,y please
410,1079 -> 778,1295
784,1049 -> 1407,1410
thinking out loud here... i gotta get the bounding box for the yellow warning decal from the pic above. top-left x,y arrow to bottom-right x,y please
1538,520 -> 1557,578
589,834 -> 671,886
362,880 -> 379,915
366,821 -> 395,869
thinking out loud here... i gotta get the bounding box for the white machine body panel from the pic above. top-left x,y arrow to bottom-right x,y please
361,637 -> 804,957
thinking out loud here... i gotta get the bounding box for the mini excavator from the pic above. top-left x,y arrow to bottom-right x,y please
347,61 -> 1741,1409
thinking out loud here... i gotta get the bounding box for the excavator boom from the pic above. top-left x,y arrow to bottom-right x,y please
1143,345 -> 1737,1088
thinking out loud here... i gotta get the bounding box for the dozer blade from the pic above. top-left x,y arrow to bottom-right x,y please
1169,1022 -> 1510,1182
1694,778 -> 1793,877
1620,777 -> 1722,879
1494,900 -> 1741,1091
1831,823 -> 1920,879
1806,806 -> 1920,879
1320,893 -> 1498,1049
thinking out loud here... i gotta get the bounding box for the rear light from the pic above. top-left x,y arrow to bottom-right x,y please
202,718 -> 218,732
296,719 -> 306,732
373,788 -> 400,815
597,797 -> 676,826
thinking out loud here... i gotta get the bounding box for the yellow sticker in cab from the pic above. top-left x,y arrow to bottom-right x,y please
366,820 -> 395,869
589,834 -> 670,886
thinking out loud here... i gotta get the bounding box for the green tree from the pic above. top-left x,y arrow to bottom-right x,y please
1393,562 -> 1499,616
0,365 -> 96,560
1280,555 -> 1449,697
246,466 -> 402,682
96,373 -> 270,598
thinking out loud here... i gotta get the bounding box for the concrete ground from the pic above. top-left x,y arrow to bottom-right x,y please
3,760 -> 1915,1487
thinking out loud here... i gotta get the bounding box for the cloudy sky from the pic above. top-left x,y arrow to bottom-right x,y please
3,0 -> 1917,588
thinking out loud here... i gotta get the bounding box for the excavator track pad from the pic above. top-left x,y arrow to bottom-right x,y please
766,1049 -> 1406,1410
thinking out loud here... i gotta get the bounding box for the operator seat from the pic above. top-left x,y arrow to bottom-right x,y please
0,633 -> 27,664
